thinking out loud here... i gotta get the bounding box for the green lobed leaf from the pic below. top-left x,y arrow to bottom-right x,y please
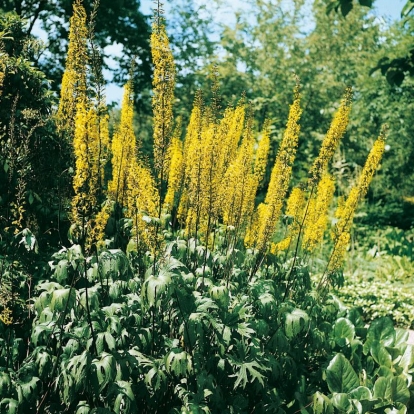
50,287 -> 76,313
284,308 -> 309,339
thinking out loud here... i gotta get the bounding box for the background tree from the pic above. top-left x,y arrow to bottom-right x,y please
0,0 -> 152,110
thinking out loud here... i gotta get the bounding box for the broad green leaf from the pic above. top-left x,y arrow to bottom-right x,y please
389,377 -> 410,405
363,317 -> 395,355
0,399 -> 18,414
50,287 -> 76,313
113,380 -> 135,414
394,329 -> 409,348
326,353 -> 360,393
142,273 -> 172,307
17,376 -> 40,403
333,318 -> 355,345
34,348 -> 53,379
66,350 -> 90,391
399,344 -> 414,372
145,364 -> 167,392
76,401 -> 91,414
31,324 -> 54,346
0,372 -> 11,396
371,342 -> 392,368
348,386 -> 372,400
284,308 -> 309,339
374,376 -> 410,404
331,393 -> 352,412
54,259 -> 69,284
96,332 -> 116,353
312,391 -> 334,414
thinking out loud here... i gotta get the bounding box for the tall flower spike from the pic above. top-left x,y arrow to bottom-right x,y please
164,120 -> 184,210
255,83 -> 302,252
57,0 -> 88,135
254,120 -> 271,186
303,174 -> 335,253
309,87 -> 352,186
271,187 -> 305,254
151,3 -> 175,182
108,81 -> 136,206
328,125 -> 387,273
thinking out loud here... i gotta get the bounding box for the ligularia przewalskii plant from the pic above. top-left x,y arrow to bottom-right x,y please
2,1 -> 407,414
64,0 -> 385,285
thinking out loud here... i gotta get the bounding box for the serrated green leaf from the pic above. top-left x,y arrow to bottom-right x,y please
231,360 -> 268,389
92,353 -> 116,393
326,353 -> 360,393
165,349 -> 192,376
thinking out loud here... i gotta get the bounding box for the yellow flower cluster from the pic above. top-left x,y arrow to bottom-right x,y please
270,187 -> 305,254
328,126 -> 387,272
56,0 -> 88,135
0,307 -> 13,325
127,161 -> 160,252
309,87 -> 352,186
254,84 -> 302,252
303,174 -> 335,253
71,100 -> 109,248
164,122 -> 184,210
151,18 -> 176,179
108,81 -> 136,206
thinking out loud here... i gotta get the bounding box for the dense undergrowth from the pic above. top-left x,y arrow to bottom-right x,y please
1,0 -> 414,413
337,227 -> 414,328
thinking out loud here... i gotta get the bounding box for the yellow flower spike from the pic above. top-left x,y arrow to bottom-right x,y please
127,161 -> 160,253
164,122 -> 184,211
309,87 -> 352,186
151,14 -> 176,180
328,231 -> 351,273
56,0 -> 88,134
273,187 -> 306,254
220,108 -> 255,230
329,125 -> 387,272
254,120 -> 271,186
303,174 -> 335,253
108,81 -> 136,206
256,83 -> 302,252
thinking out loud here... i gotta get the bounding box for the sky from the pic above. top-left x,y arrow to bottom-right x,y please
106,0 -> 406,104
